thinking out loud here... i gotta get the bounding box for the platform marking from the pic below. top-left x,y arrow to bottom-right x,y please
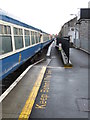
19,53 -> 21,63
18,66 -> 47,120
0,58 -> 44,103
64,66 -> 72,68
35,69 -> 51,109
47,41 -> 54,57
47,66 -> 64,69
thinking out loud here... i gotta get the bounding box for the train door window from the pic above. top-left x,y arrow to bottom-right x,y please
14,27 -> 24,50
24,30 -> 30,47
0,24 -> 12,55
31,31 -> 35,45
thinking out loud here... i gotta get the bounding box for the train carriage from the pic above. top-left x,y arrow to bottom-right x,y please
0,11 -> 51,80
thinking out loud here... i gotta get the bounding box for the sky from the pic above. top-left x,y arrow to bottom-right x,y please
0,0 -> 89,34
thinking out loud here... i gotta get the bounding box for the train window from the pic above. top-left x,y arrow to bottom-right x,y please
3,25 -> 6,34
38,33 -> 41,42
14,27 -> 23,50
24,30 -> 30,47
0,24 -> 12,55
43,34 -> 49,42
7,26 -> 11,34
6,26 -> 11,34
31,36 -> 35,44
0,36 -> 12,54
0,25 -> 2,34
35,32 -> 38,43
31,31 -> 35,45
19,29 -> 23,35
25,30 -> 29,35
14,36 -> 23,50
31,31 -> 34,36
43,34 -> 45,41
25,36 -> 30,47
0,24 -> 11,35
14,27 -> 18,35
36,36 -> 38,43
14,27 -> 23,35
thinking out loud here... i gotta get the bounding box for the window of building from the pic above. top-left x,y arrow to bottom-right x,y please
0,24 -> 12,55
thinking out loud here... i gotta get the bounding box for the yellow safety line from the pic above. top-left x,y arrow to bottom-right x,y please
64,66 -> 72,68
18,66 -> 46,120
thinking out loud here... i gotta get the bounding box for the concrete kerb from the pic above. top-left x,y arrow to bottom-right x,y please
46,41 -> 54,57
73,45 -> 90,55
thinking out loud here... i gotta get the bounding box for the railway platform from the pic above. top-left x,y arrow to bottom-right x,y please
0,42 -> 89,120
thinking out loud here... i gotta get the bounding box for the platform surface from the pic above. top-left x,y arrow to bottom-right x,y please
1,43 -> 89,119
30,47 -> 89,118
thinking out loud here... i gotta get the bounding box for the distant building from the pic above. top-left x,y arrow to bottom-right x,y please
58,17 -> 77,43
88,1 -> 90,8
76,9 -> 90,53
59,8 -> 90,53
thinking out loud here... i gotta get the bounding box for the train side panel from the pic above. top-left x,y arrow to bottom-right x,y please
41,40 -> 52,48
0,11 -> 52,80
0,44 -> 41,80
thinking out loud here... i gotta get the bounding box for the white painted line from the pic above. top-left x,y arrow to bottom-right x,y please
73,45 -> 90,54
79,48 -> 90,55
0,58 -> 45,103
46,41 -> 54,57
61,49 -> 67,64
61,49 -> 72,65
47,66 -> 65,70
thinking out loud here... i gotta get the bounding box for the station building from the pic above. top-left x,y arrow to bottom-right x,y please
59,8 -> 90,54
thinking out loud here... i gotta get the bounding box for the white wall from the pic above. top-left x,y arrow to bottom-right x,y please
68,27 -> 75,43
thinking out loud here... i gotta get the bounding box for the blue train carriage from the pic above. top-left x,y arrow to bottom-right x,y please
41,32 -> 51,48
0,11 -> 52,80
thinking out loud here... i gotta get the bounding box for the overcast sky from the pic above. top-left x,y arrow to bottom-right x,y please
0,0 -> 89,34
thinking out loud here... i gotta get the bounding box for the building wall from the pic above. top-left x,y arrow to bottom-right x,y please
59,17 -> 77,42
63,24 -> 69,36
88,1 -> 90,8
59,16 -> 90,53
79,20 -> 89,52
